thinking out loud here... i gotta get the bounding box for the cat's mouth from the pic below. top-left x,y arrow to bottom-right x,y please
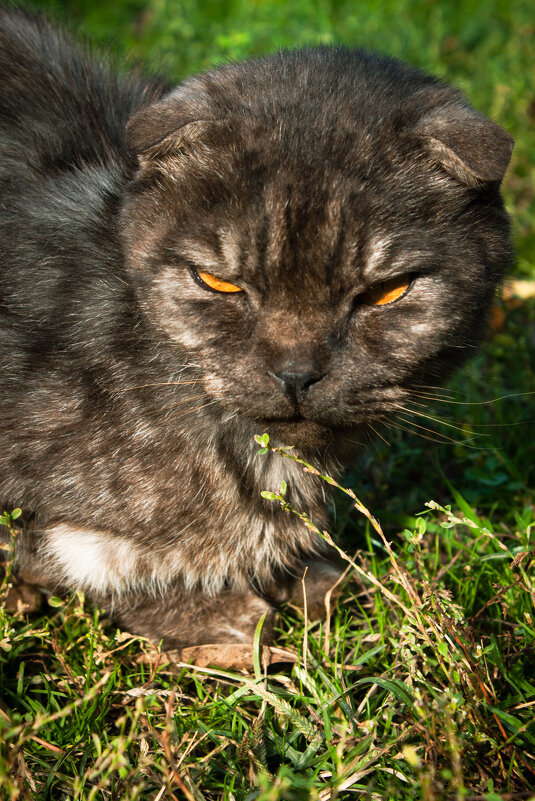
258,414 -> 306,424
254,414 -> 338,448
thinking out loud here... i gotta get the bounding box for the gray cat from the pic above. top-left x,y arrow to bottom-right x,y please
0,7 -> 513,648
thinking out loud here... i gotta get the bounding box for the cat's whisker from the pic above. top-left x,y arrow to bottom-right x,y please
165,392 -> 213,408
115,379 -> 205,393
124,396 -> 218,432
409,391 -> 459,403
411,383 -> 457,396
410,392 -> 462,404
402,398 -> 430,409
342,430 -> 372,449
367,422 -> 392,447
393,404 -> 486,436
162,398 -> 220,427
385,419 -> 453,446
388,418 -> 482,449
133,393 -> 213,419
410,389 -> 535,407
395,415 -> 482,447
223,409 -> 242,425
401,397 -> 534,430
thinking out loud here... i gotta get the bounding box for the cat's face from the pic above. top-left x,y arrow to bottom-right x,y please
121,49 -> 513,448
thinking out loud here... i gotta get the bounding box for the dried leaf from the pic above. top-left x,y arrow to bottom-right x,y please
503,280 -> 535,300
138,643 -> 297,671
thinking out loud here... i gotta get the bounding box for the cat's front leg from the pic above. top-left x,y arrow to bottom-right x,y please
111,583 -> 275,650
23,522 -> 278,651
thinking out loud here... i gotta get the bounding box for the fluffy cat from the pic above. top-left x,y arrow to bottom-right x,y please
0,7 -> 513,648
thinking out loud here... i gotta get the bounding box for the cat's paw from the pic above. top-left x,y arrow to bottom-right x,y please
264,557 -> 346,619
114,584 -> 275,650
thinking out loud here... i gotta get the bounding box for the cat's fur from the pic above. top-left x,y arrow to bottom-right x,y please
0,7 -> 513,647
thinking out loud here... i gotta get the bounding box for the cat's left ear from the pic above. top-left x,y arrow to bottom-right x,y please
411,95 -> 514,186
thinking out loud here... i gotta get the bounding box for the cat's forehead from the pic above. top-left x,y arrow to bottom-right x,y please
173,192 -> 438,295
165,115 -> 464,280
127,45 -> 512,291
172,164 -> 446,287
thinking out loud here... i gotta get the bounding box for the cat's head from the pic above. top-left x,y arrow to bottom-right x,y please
120,48 -> 513,448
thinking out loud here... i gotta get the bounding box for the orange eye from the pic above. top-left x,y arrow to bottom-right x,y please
362,276 -> 412,306
196,270 -> 243,293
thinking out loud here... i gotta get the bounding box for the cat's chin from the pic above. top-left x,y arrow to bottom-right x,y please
255,416 -> 338,449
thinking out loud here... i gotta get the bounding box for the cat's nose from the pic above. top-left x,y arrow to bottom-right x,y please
272,370 -> 325,402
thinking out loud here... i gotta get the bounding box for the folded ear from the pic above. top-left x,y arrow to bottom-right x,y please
125,89 -> 230,171
126,95 -> 196,154
411,92 -> 514,186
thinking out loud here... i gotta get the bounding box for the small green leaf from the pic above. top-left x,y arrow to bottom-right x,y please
261,491 -> 278,501
253,610 -> 269,681
482,704 -> 524,733
416,516 -> 426,536
48,596 -> 64,608
437,640 -> 449,659
10,509 -> 22,520
279,480 -> 287,496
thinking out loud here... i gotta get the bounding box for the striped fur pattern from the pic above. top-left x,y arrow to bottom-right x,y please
0,7 -> 512,646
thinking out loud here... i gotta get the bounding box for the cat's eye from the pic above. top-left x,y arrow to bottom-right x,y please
193,269 -> 243,294
361,275 -> 412,306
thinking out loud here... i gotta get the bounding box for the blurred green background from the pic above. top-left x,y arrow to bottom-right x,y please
30,0 -> 535,277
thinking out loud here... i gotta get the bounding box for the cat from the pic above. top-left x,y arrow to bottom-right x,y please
0,6 -> 513,651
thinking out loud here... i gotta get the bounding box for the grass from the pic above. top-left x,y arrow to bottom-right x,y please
2,1 -> 535,798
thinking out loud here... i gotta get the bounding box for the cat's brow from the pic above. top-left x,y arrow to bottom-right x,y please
364,236 -> 394,276
363,236 -> 436,278
174,240 -> 223,272
390,250 -> 436,272
217,229 -> 242,274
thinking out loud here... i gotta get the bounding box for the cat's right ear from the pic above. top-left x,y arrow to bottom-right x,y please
125,95 -> 231,172
127,97 -> 198,155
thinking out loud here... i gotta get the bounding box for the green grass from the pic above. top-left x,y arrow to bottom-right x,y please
2,1 -> 535,798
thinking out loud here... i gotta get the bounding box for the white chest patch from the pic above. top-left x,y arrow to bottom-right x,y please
44,522 -> 226,596
45,525 -> 142,595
